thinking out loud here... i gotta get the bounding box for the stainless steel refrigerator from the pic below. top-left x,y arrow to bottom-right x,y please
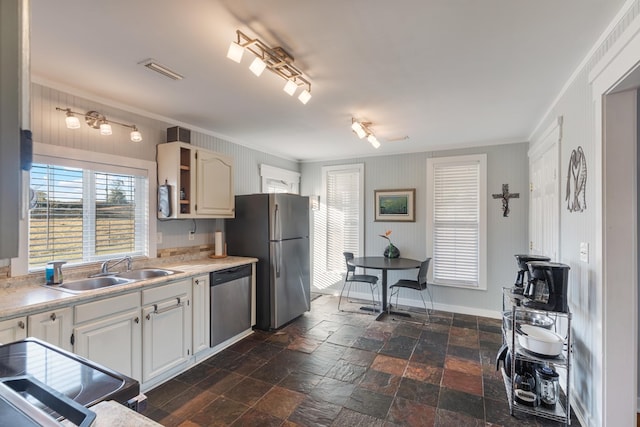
225,193 -> 310,330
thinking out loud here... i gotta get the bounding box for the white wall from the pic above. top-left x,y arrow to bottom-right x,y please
300,141 -> 529,318
528,1 -> 640,424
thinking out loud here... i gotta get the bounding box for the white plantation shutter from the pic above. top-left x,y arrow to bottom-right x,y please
324,165 -> 363,271
29,162 -> 148,270
427,155 -> 486,289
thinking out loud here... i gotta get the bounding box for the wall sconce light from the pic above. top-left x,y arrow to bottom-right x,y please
56,107 -> 143,142
351,118 -> 380,149
227,30 -> 312,105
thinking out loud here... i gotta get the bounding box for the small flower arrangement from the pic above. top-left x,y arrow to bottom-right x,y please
379,230 -> 400,258
379,230 -> 393,245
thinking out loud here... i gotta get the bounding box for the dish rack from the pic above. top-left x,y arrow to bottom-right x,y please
501,287 -> 572,426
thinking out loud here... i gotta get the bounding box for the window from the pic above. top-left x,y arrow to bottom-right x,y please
312,164 -> 363,291
260,164 -> 300,194
426,154 -> 486,289
16,143 -> 156,273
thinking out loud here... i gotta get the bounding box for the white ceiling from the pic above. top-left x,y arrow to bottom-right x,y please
30,0 -> 626,162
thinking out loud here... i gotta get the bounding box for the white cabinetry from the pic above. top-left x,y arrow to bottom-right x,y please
157,142 -> 234,219
74,293 -> 142,381
28,307 -> 73,351
142,280 -> 192,383
192,274 -> 210,355
0,317 -> 27,344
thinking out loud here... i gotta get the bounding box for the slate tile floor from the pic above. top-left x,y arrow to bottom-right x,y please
144,295 -> 579,426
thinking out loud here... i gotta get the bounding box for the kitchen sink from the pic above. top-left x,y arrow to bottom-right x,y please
52,276 -> 135,293
115,268 -> 181,280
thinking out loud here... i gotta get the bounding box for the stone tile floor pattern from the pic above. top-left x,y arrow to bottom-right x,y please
144,294 -> 579,426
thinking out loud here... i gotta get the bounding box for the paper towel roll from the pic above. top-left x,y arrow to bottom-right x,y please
215,231 -> 223,256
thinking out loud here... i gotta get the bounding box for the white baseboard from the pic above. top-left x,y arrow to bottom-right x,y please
318,288 -> 501,319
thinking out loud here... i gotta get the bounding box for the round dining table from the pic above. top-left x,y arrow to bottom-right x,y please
348,256 -> 421,320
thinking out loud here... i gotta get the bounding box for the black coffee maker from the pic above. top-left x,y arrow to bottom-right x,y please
524,261 -> 570,312
513,254 -> 551,295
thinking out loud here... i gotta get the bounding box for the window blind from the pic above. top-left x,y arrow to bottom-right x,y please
29,163 -> 148,269
326,168 -> 361,271
432,161 -> 480,286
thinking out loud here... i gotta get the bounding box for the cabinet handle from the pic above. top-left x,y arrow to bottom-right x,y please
195,279 -> 199,285
134,317 -> 140,324
152,298 -> 184,316
50,313 -> 57,322
17,320 -> 25,329
146,314 -> 151,321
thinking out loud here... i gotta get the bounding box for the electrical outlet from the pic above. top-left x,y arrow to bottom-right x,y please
188,231 -> 195,241
156,232 -> 163,244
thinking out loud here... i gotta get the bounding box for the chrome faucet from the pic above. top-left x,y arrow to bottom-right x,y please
100,256 -> 133,275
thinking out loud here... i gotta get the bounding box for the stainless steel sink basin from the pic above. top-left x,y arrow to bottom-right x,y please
115,268 -> 181,280
53,276 -> 135,293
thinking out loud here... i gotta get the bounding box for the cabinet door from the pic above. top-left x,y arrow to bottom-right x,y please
74,308 -> 142,381
195,150 -> 234,217
28,307 -> 73,351
142,294 -> 191,382
192,275 -> 210,354
0,317 -> 27,344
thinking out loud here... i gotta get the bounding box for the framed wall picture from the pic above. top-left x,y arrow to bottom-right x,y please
374,189 -> 415,222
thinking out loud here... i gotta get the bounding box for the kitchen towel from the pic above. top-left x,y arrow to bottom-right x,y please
215,231 -> 223,256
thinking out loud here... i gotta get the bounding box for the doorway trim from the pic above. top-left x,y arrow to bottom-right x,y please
590,20 -> 640,426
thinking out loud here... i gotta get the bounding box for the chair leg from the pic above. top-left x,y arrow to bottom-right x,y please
418,291 -> 430,323
425,284 -> 434,313
338,280 -> 352,311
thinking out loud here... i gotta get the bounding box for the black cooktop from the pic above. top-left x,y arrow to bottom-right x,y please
0,338 -> 139,409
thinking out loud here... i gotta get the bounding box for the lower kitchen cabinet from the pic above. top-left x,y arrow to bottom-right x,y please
28,307 -> 73,352
74,293 -> 142,380
142,280 -> 192,383
0,317 -> 27,344
192,274 -> 210,355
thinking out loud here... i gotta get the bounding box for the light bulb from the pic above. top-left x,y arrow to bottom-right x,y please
226,42 -> 244,63
65,114 -> 80,129
298,89 -> 312,104
368,134 -> 380,149
351,121 -> 366,139
130,128 -> 143,142
100,122 -> 112,136
249,57 -> 266,76
283,80 -> 297,96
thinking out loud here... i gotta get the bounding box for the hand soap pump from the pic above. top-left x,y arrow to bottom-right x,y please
45,261 -> 66,285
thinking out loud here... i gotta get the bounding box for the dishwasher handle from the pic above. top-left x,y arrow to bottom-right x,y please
210,264 -> 252,286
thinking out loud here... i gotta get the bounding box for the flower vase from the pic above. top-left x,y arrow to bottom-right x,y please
384,243 -> 400,258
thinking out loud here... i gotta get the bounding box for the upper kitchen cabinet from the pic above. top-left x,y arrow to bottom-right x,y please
0,1 -> 27,259
157,142 -> 235,219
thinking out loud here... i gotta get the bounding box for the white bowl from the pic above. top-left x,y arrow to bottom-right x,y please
517,324 -> 564,357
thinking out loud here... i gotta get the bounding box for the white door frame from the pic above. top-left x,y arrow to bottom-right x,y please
590,19 -> 640,426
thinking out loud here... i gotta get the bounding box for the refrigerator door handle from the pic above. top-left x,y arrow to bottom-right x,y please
275,241 -> 281,278
273,203 -> 281,241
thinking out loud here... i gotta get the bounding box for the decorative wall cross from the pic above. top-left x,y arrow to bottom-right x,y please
492,184 -> 519,217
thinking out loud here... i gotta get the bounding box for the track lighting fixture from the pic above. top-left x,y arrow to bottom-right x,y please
56,107 -> 143,142
227,29 -> 312,104
351,118 -> 380,149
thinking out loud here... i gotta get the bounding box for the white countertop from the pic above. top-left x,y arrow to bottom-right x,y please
0,256 -> 257,320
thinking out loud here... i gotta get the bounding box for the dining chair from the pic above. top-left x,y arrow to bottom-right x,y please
339,252 -> 380,312
388,258 -> 433,320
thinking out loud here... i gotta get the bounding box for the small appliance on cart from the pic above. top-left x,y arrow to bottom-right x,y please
497,256 -> 572,426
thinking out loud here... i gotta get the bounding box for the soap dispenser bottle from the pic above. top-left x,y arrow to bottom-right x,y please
45,261 -> 67,285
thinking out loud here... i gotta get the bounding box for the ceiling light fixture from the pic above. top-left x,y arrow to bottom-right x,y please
351,118 -> 380,149
139,59 -> 184,81
56,107 -> 143,143
227,29 -> 312,104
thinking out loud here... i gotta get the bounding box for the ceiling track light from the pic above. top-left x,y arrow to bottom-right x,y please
56,107 -> 143,143
227,29 -> 312,104
351,118 -> 380,149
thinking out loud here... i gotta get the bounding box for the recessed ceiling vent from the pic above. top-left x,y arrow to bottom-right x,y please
139,59 -> 184,81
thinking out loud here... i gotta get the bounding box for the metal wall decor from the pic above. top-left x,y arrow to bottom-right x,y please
566,146 -> 587,212
492,184 -> 519,217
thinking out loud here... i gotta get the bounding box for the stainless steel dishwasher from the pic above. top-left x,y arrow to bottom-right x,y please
210,265 -> 252,347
